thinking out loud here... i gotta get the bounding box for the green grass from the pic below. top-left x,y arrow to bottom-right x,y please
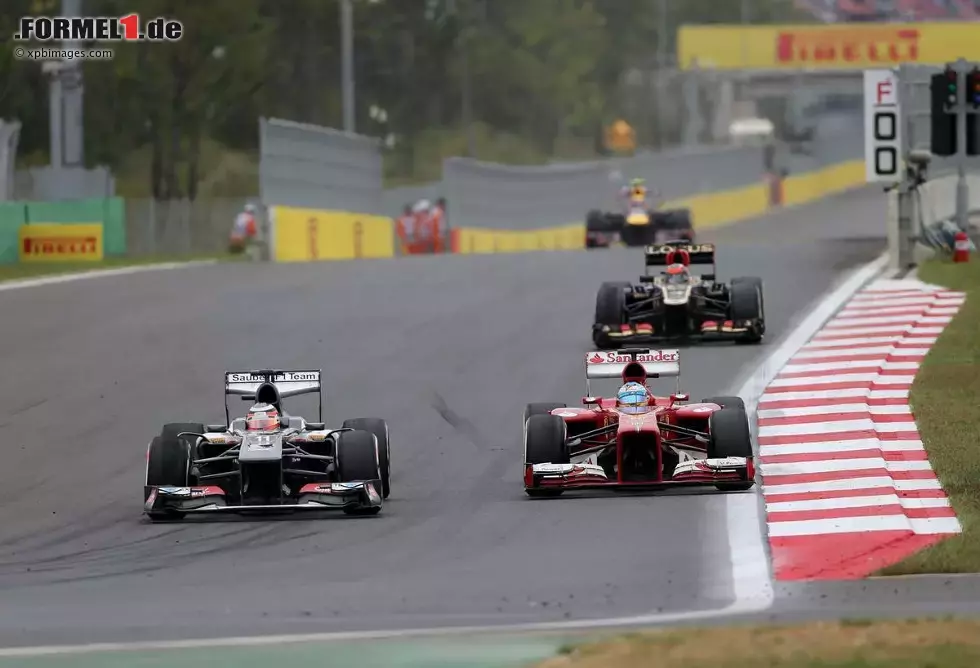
0,252 -> 242,282
877,257 -> 980,575
532,618 -> 980,668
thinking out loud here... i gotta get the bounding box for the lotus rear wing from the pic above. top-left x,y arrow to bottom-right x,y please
644,242 -> 715,278
584,349 -> 680,395
223,369 -> 322,424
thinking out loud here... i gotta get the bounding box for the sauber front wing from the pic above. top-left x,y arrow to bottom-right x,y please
524,457 -> 755,491
143,480 -> 382,517
594,318 -> 762,343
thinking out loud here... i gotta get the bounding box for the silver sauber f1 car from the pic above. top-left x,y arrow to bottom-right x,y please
522,348 -> 755,497
143,369 -> 391,520
592,242 -> 765,348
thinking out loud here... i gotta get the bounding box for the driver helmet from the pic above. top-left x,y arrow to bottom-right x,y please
629,178 -> 646,195
244,203 -> 257,214
246,403 -> 280,431
617,382 -> 650,415
413,199 -> 431,214
665,263 -> 689,284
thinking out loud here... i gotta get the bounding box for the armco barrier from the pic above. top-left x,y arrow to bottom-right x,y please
447,159 -> 867,254
0,197 -> 125,264
259,117 -> 383,214
269,205 -> 394,262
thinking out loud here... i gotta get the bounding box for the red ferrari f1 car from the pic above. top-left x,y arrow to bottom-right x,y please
522,348 -> 755,497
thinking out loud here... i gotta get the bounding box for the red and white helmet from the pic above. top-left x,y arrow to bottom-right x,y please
246,403 -> 280,431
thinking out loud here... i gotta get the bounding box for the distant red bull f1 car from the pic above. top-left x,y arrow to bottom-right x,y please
522,348 -> 755,497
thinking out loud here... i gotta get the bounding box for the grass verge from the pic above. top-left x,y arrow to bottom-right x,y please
532,617 -> 980,667
0,253 -> 241,283
877,257 -> 980,575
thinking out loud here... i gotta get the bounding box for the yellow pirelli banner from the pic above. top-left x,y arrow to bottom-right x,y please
270,206 -> 394,262
18,223 -> 104,262
677,22 -> 980,71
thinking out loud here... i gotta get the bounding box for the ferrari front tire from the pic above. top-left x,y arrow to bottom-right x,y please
707,408 -> 754,492
524,414 -> 568,498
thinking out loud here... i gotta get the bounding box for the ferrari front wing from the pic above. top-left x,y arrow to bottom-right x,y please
524,457 -> 755,491
143,480 -> 383,517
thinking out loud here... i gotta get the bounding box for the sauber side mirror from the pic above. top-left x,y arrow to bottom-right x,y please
671,393 -> 689,403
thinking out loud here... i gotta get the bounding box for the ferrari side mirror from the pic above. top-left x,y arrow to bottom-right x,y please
671,393 -> 689,402
582,396 -> 598,404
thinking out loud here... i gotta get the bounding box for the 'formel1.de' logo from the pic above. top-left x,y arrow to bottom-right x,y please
14,14 -> 183,42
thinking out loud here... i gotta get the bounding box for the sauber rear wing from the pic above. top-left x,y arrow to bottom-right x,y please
223,369 -> 322,424
644,242 -> 715,277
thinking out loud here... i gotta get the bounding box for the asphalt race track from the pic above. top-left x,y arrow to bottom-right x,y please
0,187 -> 887,647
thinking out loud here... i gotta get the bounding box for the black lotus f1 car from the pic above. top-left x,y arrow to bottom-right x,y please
143,369 -> 391,520
592,242 -> 765,347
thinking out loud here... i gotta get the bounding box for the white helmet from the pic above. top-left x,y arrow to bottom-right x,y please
244,203 -> 257,214
412,199 -> 431,213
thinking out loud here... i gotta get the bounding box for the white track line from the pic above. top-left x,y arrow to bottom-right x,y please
0,260 -> 218,292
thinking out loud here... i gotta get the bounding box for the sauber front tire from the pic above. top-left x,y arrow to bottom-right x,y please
342,417 -> 391,499
336,429 -> 383,516
145,430 -> 195,521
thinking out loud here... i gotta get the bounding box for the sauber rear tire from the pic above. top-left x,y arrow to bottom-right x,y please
729,277 -> 764,345
342,417 -> 391,499
701,395 -> 746,411
593,281 -> 629,348
336,429 -> 383,516
524,414 -> 568,498
707,408 -> 754,492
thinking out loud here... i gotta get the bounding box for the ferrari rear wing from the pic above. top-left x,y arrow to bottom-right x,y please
645,242 -> 715,269
585,349 -> 680,379
223,369 -> 322,423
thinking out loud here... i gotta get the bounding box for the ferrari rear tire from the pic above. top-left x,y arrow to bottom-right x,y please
593,282 -> 629,348
524,414 -> 568,498
707,408 -> 754,492
342,417 -> 391,499
336,429 -> 383,516
701,396 -> 746,411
